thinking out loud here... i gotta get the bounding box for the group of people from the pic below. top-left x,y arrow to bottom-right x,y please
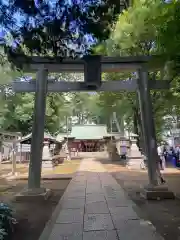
140,143 -> 180,185
157,144 -> 180,169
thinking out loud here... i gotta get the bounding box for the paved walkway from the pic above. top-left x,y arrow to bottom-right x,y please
47,158 -> 163,240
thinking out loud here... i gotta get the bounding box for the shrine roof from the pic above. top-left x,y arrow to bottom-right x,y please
56,133 -> 70,142
20,132 -> 59,143
70,124 -> 112,140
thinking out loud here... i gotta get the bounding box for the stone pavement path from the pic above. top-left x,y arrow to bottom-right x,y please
47,158 -> 163,240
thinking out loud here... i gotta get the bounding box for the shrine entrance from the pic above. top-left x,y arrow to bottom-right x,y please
79,140 -> 100,152
11,54 -> 169,191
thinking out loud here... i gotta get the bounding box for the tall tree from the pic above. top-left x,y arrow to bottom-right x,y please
94,0 -> 180,143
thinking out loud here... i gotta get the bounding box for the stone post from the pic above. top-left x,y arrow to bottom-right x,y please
11,141 -> 17,175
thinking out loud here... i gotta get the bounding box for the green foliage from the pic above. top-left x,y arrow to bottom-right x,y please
0,92 -> 70,135
0,47 -> 22,84
109,0 -> 160,56
155,1 -> 180,57
0,0 -> 129,58
93,0 -> 180,139
0,203 -> 17,240
45,93 -> 70,134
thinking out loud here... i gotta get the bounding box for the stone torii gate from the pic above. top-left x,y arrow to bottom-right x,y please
11,55 -> 173,199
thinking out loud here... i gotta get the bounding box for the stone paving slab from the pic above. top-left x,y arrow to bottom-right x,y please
85,201 -> 109,214
86,194 -> 106,203
111,208 -> 139,228
65,187 -> 86,193
63,195 -> 85,200
68,181 -> 86,187
86,184 -> 102,189
48,223 -> 83,240
109,206 -> 139,218
61,198 -> 85,209
84,213 -> 114,231
106,198 -> 134,207
45,158 -> 163,240
104,189 -> 125,197
63,190 -> 86,199
86,189 -> 105,194
86,191 -> 105,196
56,209 -> 84,224
83,230 -> 119,240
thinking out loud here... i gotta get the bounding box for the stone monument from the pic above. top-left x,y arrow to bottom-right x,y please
42,141 -> 54,169
107,140 -> 120,161
127,134 -> 143,169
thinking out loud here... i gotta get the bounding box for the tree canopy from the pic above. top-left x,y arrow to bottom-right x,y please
0,0 -> 129,57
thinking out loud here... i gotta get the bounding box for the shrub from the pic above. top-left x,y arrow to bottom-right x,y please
0,203 -> 17,240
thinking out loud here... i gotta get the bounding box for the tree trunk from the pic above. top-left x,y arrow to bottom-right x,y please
134,95 -> 145,152
137,111 -> 145,153
133,109 -> 139,135
77,113 -> 81,124
133,108 -> 141,148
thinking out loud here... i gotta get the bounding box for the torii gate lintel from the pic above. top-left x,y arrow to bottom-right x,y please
13,79 -> 169,93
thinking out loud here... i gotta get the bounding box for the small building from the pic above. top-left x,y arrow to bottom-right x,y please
58,124 -> 120,152
0,131 -> 21,161
17,132 -> 61,161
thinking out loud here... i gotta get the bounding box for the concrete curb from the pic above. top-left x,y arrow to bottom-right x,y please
15,177 -> 72,181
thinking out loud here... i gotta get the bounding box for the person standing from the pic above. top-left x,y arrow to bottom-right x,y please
157,144 -> 163,169
175,146 -> 180,167
157,144 -> 166,184
157,144 -> 166,170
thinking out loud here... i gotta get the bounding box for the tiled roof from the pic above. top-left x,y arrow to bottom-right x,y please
21,132 -> 57,142
56,133 -> 70,142
70,125 -> 109,140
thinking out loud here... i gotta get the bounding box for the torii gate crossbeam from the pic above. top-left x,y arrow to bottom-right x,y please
12,79 -> 169,92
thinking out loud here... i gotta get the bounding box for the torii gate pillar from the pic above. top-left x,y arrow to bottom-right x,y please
137,67 -> 174,199
28,68 -> 48,191
137,67 -> 158,186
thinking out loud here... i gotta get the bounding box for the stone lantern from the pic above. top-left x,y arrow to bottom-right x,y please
127,133 -> 143,169
42,141 -> 54,169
